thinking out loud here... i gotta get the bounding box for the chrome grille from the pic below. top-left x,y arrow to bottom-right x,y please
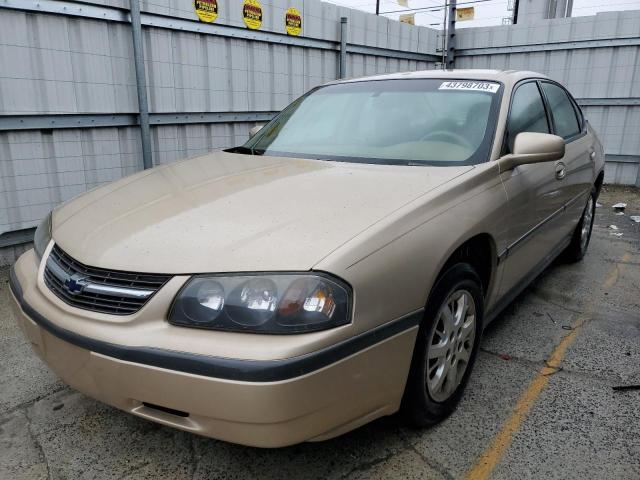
44,244 -> 171,315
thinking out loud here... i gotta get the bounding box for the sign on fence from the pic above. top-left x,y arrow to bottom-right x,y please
285,7 -> 302,35
194,0 -> 218,23
456,7 -> 474,21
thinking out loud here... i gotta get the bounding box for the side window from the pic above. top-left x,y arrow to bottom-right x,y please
506,82 -> 549,153
541,82 -> 581,139
571,98 -> 584,130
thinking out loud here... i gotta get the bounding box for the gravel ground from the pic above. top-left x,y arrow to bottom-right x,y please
1,185 -> 639,480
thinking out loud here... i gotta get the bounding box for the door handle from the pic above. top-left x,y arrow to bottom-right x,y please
555,161 -> 566,180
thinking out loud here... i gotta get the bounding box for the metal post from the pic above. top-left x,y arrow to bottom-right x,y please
130,0 -> 153,169
564,0 -> 574,17
375,0 -> 380,15
339,17 -> 348,79
446,0 -> 456,69
441,2 -> 447,69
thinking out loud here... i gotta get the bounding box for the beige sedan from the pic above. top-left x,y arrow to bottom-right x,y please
10,70 -> 604,447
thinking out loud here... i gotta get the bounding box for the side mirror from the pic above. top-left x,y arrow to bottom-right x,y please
499,132 -> 565,172
249,124 -> 264,138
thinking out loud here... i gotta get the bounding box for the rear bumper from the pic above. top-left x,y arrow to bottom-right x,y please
9,253 -> 419,447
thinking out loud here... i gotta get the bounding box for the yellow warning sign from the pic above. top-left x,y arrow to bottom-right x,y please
194,0 -> 218,23
243,0 -> 263,30
285,7 -> 302,36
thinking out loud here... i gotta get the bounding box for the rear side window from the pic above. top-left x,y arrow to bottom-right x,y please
541,82 -> 581,139
571,99 -> 584,127
506,82 -> 549,153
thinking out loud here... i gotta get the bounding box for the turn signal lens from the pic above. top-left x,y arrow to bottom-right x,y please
303,285 -> 336,317
277,278 -> 337,327
34,211 -> 52,263
277,278 -> 309,316
169,274 -> 351,333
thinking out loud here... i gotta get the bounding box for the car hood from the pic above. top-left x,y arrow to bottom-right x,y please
52,151 -> 472,274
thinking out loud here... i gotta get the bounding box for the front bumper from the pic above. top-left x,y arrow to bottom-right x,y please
9,251 -> 420,447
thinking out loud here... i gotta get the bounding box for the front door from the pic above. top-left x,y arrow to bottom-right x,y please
497,80 -> 566,298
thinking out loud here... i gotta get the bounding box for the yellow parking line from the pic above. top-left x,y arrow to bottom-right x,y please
465,252 -> 631,480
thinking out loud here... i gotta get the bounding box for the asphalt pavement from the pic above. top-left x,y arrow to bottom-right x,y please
1,185 -> 638,480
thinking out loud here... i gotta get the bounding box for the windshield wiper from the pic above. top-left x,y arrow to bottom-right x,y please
224,146 -> 265,156
226,146 -> 252,154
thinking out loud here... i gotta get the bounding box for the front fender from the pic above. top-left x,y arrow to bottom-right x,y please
316,162 -> 508,336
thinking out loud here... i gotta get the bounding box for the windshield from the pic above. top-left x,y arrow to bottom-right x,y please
240,79 -> 503,166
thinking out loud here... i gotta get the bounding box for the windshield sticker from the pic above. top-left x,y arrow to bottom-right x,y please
438,81 -> 500,93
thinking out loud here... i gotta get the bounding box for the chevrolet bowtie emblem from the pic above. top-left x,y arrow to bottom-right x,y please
64,273 -> 87,295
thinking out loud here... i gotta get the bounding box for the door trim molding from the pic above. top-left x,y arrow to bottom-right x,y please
488,234 -> 572,324
498,188 -> 589,263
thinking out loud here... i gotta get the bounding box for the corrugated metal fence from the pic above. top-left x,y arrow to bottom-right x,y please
455,10 -> 640,185
0,0 -> 639,262
0,0 -> 439,250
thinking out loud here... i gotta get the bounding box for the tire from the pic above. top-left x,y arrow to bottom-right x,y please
401,263 -> 484,427
563,190 -> 596,263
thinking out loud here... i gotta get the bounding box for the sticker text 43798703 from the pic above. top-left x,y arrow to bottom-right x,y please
439,81 -> 500,93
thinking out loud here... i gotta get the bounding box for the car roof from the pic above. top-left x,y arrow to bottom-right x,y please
330,69 -> 549,89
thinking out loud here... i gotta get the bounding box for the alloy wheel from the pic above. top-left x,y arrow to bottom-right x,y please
580,196 -> 594,251
426,290 -> 476,402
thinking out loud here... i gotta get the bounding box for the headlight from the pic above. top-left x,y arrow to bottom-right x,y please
169,274 -> 351,333
33,212 -> 52,263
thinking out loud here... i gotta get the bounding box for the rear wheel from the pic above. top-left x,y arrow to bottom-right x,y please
402,263 -> 483,427
564,191 -> 595,262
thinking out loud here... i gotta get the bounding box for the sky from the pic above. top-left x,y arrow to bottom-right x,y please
326,0 -> 640,29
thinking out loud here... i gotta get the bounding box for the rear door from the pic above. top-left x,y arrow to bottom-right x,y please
539,81 -> 594,228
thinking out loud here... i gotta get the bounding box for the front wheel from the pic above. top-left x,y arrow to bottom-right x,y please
402,263 -> 483,427
563,191 -> 595,263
